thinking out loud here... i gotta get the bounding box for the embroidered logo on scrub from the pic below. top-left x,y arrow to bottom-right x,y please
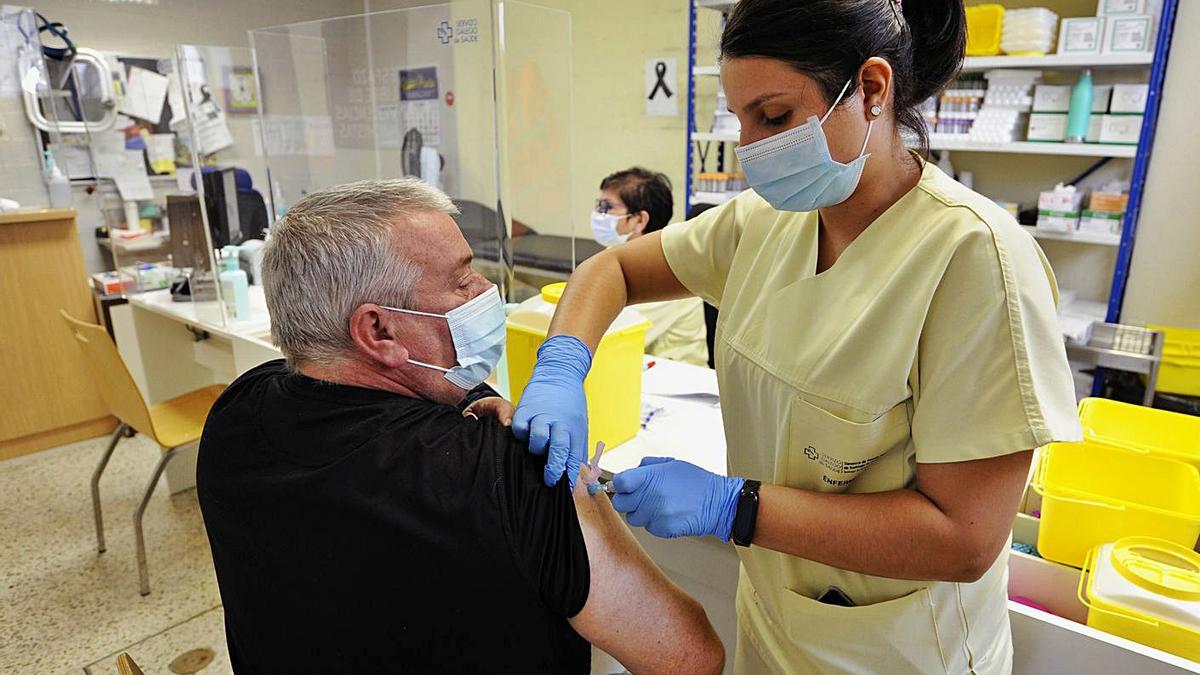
803,445 -> 883,487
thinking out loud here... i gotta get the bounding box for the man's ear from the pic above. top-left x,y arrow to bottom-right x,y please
349,304 -> 410,368
633,210 -> 651,235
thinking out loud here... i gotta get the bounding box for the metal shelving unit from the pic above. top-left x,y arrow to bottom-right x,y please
961,52 -> 1155,71
1021,225 -> 1120,247
930,139 -> 1137,158
684,0 -> 1180,337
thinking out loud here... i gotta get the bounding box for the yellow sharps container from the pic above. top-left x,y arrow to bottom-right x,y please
506,282 -> 651,462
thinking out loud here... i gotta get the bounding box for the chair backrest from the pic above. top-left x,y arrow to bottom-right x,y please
59,310 -> 156,438
116,652 -> 145,675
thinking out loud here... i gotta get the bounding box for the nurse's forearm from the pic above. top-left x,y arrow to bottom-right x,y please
753,487 -> 993,582
549,231 -> 691,353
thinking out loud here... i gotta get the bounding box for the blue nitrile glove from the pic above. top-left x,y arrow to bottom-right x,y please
611,457 -> 745,541
512,334 -> 592,488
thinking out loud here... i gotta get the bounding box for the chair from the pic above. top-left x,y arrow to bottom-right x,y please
60,310 -> 225,596
116,652 -> 145,675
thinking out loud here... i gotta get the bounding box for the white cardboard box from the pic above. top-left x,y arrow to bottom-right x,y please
1059,16 -> 1105,54
1033,85 -> 1072,113
1103,15 -> 1154,53
1099,114 -> 1143,144
1110,83 -> 1149,113
1097,0 -> 1147,15
1087,115 -> 1104,143
1093,84 -> 1113,113
1028,113 -> 1068,141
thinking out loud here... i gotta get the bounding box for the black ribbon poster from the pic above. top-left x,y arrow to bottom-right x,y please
645,58 -> 678,117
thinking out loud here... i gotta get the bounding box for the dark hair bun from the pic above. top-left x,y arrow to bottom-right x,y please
900,0 -> 967,105
720,0 -> 968,156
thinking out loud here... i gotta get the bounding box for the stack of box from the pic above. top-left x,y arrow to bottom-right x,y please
1090,83 -> 1147,145
1058,1 -> 1161,57
933,74 -> 988,138
1028,84 -> 1072,141
91,271 -> 136,296
969,69 -> 1037,143
1037,184 -> 1084,233
1080,190 -> 1130,236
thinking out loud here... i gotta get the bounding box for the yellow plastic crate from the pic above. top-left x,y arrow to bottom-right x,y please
507,283 -> 650,461
1148,325 -> 1200,397
1032,441 -> 1200,568
1081,537 -> 1200,662
1079,397 -> 1200,471
966,4 -> 1005,56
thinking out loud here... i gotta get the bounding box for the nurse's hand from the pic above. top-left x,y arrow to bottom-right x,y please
512,334 -> 592,488
612,457 -> 745,541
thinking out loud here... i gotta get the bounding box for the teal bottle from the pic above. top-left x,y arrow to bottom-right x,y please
1066,69 -> 1094,144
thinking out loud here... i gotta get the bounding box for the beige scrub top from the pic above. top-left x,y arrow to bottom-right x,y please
636,297 -> 709,367
661,162 -> 1082,674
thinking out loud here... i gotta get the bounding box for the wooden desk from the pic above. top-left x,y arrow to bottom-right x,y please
0,209 -> 116,460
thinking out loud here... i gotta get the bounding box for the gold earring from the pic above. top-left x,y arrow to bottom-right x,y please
870,104 -> 882,117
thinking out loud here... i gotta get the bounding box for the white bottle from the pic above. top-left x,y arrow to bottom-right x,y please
45,153 -> 72,209
219,246 -> 250,321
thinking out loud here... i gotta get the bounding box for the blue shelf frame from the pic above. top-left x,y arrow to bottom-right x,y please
1106,0 -> 1179,323
684,0 -> 698,217
1092,0 -> 1179,398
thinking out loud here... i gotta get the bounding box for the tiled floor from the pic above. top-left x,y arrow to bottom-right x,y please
0,433 -> 229,674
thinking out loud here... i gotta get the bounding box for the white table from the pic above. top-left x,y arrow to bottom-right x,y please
113,286 -> 282,493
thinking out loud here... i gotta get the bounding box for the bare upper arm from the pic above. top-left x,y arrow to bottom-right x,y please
612,231 -> 692,305
567,469 -> 724,675
916,450 -> 1034,571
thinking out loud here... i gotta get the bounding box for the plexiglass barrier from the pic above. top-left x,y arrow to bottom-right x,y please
250,2 -> 574,302
174,44 -> 275,332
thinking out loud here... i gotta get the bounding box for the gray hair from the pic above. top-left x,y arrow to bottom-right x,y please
261,178 -> 459,367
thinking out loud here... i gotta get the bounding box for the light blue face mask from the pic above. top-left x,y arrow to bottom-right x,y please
735,78 -> 875,212
591,211 -> 632,247
381,285 -> 506,390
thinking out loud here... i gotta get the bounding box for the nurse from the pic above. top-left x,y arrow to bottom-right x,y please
513,0 -> 1082,672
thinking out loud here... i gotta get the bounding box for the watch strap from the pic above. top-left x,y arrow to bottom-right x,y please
731,479 -> 762,547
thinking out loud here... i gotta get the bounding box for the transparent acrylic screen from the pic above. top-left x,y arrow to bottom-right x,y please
175,45 -> 275,330
250,2 -> 574,302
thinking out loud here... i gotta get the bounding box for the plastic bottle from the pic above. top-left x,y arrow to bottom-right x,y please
1066,69 -> 1094,144
219,245 -> 250,321
44,151 -> 72,209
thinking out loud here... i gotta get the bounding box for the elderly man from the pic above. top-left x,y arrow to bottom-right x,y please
196,178 -> 723,674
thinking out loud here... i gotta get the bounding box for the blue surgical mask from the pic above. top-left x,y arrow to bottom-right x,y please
381,285 -> 506,390
591,211 -> 632,248
735,79 -> 874,212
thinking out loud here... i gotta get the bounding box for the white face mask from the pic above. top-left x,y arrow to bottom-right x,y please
380,285 -> 506,390
591,211 -> 632,247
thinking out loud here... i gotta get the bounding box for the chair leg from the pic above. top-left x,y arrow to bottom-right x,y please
134,445 -> 181,596
92,423 -> 128,554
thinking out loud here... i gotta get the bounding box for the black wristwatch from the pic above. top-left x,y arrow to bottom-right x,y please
730,480 -> 762,547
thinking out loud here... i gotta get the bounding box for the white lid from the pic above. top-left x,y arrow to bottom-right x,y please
1090,541 -> 1200,631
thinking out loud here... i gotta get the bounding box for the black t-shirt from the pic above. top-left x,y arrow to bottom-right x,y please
197,360 -> 590,673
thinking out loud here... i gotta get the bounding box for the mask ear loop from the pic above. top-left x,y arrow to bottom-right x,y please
380,305 -> 447,319
407,359 -> 451,373
858,119 -> 875,157
819,78 -> 856,125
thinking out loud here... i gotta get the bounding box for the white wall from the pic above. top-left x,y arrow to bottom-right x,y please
0,0 -> 357,273
27,0 -> 360,55
1120,1 -> 1200,329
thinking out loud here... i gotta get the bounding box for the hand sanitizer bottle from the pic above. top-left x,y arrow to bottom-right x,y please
219,245 -> 250,322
